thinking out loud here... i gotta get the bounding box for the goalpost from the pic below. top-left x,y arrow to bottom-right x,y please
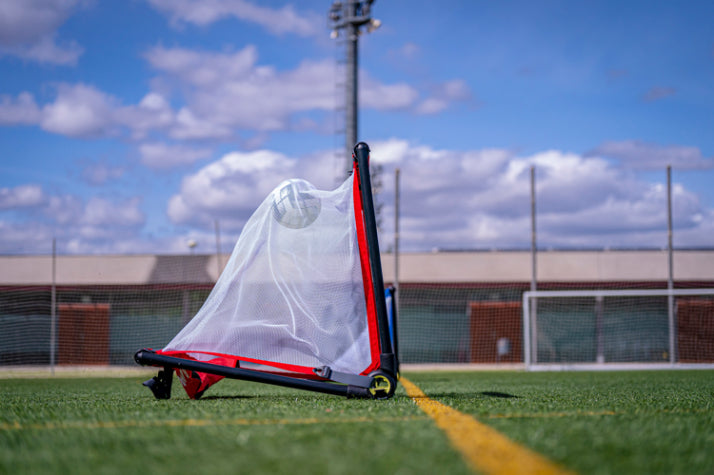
523,288 -> 714,370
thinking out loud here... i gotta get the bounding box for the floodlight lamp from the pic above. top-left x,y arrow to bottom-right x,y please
367,18 -> 381,33
330,30 -> 339,39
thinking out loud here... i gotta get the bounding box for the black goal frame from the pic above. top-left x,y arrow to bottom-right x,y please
135,142 -> 398,400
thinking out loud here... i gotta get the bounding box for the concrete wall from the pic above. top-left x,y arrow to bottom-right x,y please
380,250 -> 714,284
2,249 -> 714,286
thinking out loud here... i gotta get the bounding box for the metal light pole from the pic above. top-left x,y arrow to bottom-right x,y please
329,0 -> 381,178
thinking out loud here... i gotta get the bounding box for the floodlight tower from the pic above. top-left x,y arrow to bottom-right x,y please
329,0 -> 381,178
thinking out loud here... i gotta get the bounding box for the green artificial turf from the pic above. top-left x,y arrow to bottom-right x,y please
1,370 -> 712,474
405,370 -> 714,475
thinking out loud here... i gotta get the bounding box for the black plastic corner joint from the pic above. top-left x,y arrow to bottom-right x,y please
313,366 -> 332,379
353,141 -> 370,157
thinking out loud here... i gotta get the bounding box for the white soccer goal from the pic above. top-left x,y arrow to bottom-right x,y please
523,288 -> 714,370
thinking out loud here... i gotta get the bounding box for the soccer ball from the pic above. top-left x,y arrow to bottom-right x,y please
271,179 -> 321,229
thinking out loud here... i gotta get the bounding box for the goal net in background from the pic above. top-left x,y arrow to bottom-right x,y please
1,279 -> 528,369
395,284 -> 527,365
523,289 -> 714,370
3,259 -> 714,371
0,256 -> 214,368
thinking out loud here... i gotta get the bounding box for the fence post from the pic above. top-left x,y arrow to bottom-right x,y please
50,238 -> 57,375
394,168 -> 400,300
667,165 -> 675,364
529,166 -> 538,364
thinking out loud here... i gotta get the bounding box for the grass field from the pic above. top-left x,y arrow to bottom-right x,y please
1,369 -> 712,474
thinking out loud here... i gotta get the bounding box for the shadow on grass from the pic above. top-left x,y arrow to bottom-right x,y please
199,395 -> 257,400
480,391 -> 519,399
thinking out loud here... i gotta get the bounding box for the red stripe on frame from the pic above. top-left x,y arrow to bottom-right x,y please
352,159 -> 381,375
157,349 -> 316,376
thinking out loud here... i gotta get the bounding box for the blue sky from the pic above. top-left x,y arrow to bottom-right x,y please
1,0 -> 713,255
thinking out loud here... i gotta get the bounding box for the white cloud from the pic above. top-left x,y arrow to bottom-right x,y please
0,0 -> 85,65
143,45 -> 470,139
144,45 -> 259,88
146,46 -> 337,134
389,42 -> 420,61
115,92 -> 175,140
1,86 -> 177,142
366,140 -> 713,251
0,220 -> 54,254
3,141 -> 713,254
0,92 -> 41,125
170,107 -> 234,140
80,162 -> 126,186
589,140 -> 714,170
82,197 -> 144,227
167,149 -> 297,228
440,79 -> 472,100
0,0 -> 78,44
44,194 -> 83,225
11,34 -> 83,65
139,142 -> 213,169
535,185 -> 704,249
146,0 -> 320,36
371,139 -> 513,194
41,83 -> 119,137
0,186 -> 147,254
360,76 -> 419,110
0,184 -> 46,209
1,41 -> 470,144
414,79 -> 474,115
166,147 -> 339,231
674,208 -> 714,248
414,97 -> 449,115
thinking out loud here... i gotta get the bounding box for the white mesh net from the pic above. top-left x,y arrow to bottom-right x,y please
163,177 -> 373,375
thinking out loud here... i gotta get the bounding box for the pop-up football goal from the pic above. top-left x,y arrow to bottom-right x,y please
135,143 -> 398,399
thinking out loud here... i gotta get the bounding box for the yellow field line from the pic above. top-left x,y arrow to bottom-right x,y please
0,415 -> 425,432
400,377 -> 575,475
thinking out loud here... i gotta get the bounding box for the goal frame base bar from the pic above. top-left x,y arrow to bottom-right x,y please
135,349 -> 399,399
